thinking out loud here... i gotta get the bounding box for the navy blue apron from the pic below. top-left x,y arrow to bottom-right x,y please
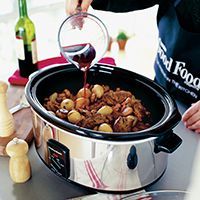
154,0 -> 200,106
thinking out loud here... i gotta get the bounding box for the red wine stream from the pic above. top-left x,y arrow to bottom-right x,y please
63,43 -> 96,98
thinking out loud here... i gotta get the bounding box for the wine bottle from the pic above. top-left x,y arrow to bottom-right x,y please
15,0 -> 38,78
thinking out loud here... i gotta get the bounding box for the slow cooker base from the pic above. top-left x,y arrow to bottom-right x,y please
49,161 -> 167,194
36,142 -> 167,194
67,169 -> 167,194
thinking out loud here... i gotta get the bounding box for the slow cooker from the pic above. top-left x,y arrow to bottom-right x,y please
25,63 -> 182,192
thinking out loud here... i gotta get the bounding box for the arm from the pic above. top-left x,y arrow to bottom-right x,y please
92,0 -> 159,12
66,0 -> 159,15
182,100 -> 200,133
66,0 -> 93,14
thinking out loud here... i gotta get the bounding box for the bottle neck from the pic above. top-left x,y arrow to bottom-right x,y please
18,0 -> 28,18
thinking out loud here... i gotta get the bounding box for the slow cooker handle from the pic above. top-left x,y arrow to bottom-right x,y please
127,145 -> 138,170
154,131 -> 182,153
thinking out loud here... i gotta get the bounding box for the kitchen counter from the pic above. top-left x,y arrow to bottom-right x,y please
0,86 -> 200,200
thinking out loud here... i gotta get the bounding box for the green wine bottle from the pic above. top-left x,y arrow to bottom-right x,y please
15,0 -> 38,78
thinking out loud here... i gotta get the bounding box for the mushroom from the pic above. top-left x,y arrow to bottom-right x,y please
49,92 -> 58,102
97,105 -> 113,115
56,109 -> 68,119
98,123 -> 113,132
60,98 -> 74,111
77,88 -> 91,98
92,84 -> 104,98
122,107 -> 133,116
75,97 -> 89,109
68,110 -> 82,124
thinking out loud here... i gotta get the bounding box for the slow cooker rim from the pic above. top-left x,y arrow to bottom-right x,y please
25,63 -> 181,141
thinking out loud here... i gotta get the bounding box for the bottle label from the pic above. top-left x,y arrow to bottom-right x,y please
31,39 -> 38,64
16,37 -> 25,60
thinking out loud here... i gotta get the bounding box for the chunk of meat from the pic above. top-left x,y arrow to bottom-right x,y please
113,116 -> 134,132
132,100 -> 150,121
79,113 -> 109,129
102,90 -> 132,106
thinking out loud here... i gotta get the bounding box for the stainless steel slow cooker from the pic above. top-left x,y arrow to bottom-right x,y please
25,63 -> 182,192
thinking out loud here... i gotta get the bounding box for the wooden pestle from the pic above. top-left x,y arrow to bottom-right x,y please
0,81 -> 15,137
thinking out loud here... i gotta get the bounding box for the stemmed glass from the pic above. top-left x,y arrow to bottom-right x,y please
58,12 -> 109,72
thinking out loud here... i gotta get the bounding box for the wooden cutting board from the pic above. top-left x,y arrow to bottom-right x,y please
0,85 -> 34,156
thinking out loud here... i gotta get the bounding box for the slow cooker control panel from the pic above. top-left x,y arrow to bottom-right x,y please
47,139 -> 70,179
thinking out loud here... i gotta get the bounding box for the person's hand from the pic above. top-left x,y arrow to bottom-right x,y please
182,100 -> 200,133
66,0 -> 93,15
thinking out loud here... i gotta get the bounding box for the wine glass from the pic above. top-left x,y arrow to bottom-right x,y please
58,12 -> 109,72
